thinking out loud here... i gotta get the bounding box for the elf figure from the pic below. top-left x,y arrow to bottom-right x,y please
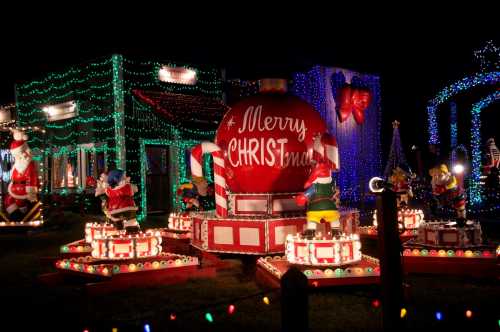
192,176 -> 215,211
296,162 -> 340,239
96,169 -> 139,233
177,176 -> 215,211
429,164 -> 466,223
388,167 -> 414,207
4,129 -> 39,221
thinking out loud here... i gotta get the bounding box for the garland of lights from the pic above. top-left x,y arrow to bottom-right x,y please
291,66 -> 382,203
112,55 -> 126,169
450,102 -> 457,150
427,71 -> 500,145
138,138 -> 200,221
469,91 -> 500,205
16,55 -> 222,217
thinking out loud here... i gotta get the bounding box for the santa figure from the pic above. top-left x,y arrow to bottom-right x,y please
95,169 -> 139,233
4,129 -> 39,221
296,162 -> 340,239
388,167 -> 414,207
429,164 -> 466,223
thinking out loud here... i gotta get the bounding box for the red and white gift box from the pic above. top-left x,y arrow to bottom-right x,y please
191,207 -> 360,255
191,208 -> 360,255
91,232 -> 162,259
416,221 -> 483,247
285,234 -> 362,266
191,212 -> 306,254
85,222 -> 119,243
168,213 -> 193,231
228,193 -> 304,216
373,209 -> 424,230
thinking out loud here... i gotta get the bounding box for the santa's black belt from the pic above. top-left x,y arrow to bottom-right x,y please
12,181 -> 27,185
309,197 -> 335,204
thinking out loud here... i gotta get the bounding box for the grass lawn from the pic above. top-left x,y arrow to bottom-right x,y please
0,212 -> 498,331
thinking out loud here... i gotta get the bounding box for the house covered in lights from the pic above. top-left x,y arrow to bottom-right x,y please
15,56 -> 228,219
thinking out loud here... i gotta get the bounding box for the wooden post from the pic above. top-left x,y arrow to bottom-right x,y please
281,266 -> 308,332
376,189 -> 404,330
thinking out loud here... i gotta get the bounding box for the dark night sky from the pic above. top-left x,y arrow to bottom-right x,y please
1,11 -> 498,162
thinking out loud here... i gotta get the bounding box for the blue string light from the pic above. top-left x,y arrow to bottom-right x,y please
450,102 -> 457,150
427,71 -> 500,145
384,121 -> 410,177
469,91 -> 500,205
292,67 -> 382,203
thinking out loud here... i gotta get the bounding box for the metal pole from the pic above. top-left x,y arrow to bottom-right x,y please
281,266 -> 308,332
376,188 -> 404,330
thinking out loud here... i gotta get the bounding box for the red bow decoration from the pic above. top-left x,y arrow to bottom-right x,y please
337,85 -> 372,125
86,176 -> 97,187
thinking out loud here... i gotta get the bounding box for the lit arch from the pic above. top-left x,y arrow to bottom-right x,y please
427,71 -> 500,145
469,91 -> 500,205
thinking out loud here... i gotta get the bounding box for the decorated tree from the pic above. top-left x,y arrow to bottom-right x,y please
384,120 -> 410,178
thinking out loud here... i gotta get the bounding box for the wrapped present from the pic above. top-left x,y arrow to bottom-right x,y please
285,233 -> 362,266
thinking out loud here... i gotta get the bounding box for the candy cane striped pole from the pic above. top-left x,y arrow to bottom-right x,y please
313,133 -> 339,171
190,142 -> 227,217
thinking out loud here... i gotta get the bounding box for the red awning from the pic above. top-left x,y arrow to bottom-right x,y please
133,90 -> 229,130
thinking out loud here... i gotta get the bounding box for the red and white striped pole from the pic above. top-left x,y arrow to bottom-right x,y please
190,142 -> 228,217
312,133 -> 339,171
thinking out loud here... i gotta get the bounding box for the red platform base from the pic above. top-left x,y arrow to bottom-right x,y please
358,226 -> 417,241
59,239 -> 92,258
191,208 -> 359,255
60,228 -> 191,258
52,252 -> 204,294
402,240 -> 500,278
162,229 -> 191,240
256,255 -> 380,288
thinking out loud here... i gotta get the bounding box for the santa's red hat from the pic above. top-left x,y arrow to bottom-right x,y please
10,130 -> 28,155
304,162 -> 332,188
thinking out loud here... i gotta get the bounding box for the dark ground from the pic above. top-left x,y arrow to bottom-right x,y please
0,212 -> 498,332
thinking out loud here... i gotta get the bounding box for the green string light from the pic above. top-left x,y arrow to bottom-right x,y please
16,54 -> 223,210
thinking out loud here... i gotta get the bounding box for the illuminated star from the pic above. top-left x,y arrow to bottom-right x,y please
226,116 -> 236,130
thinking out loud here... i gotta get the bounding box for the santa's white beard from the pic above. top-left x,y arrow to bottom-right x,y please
13,155 -> 31,173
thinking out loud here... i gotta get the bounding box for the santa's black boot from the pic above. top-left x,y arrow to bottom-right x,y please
115,220 -> 124,230
9,210 -> 24,222
456,217 -> 466,228
302,229 -> 316,240
125,225 -> 140,234
124,219 -> 140,234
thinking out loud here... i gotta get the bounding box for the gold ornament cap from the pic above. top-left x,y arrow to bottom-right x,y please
258,78 -> 288,93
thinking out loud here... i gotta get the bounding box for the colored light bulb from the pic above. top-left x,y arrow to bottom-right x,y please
465,310 -> 472,318
228,304 -> 236,315
169,313 -> 176,321
205,312 -> 214,323
371,299 -> 380,308
435,311 -> 442,321
400,308 -> 407,318
263,296 -> 270,305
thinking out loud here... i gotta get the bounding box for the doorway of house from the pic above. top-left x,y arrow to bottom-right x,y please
146,145 -> 170,214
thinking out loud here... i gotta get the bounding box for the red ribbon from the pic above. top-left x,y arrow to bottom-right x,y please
337,85 -> 372,125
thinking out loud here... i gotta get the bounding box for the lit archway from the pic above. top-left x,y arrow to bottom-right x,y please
469,91 -> 500,205
426,71 -> 500,144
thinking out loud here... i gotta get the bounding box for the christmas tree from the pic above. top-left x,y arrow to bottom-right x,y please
384,120 -> 410,178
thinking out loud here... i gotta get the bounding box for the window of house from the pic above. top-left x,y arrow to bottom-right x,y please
50,144 -> 107,191
81,145 -> 107,188
51,152 -> 67,190
43,101 -> 77,122
158,66 -> 197,85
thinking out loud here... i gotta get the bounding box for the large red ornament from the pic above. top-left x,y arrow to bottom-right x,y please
337,85 -> 372,125
215,94 -> 327,193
